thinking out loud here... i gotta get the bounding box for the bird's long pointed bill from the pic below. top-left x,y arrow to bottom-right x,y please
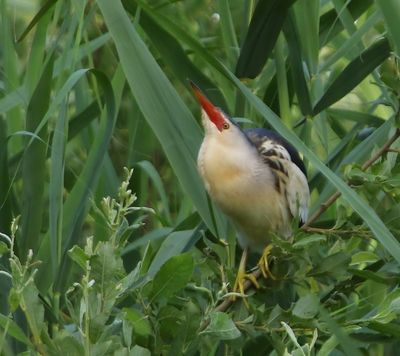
190,81 -> 225,129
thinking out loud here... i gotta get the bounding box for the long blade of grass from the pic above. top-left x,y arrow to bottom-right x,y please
98,0 -> 227,237
135,1 -> 227,76
16,0 -> 58,42
34,68 -> 115,293
2,0 -> 23,156
235,0 -> 297,79
19,55 -> 54,259
7,100 -> 101,173
274,34 -> 291,124
283,13 -> 313,116
319,0 -> 373,46
53,33 -> 111,76
218,0 -> 239,68
313,38 -> 391,115
327,109 -> 384,127
0,88 -> 26,116
56,69 -> 115,290
292,0 -> 319,76
320,11 -> 381,72
308,122 -> 361,191
0,119 -> 11,235
135,10 -> 227,110
68,101 -> 100,139
24,8 -> 51,94
376,0 -> 400,57
49,98 -> 68,275
0,34 -> 109,117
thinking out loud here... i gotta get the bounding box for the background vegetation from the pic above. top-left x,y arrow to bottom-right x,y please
1,0 -> 400,354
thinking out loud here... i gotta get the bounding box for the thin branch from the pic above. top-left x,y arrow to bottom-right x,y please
302,226 -> 372,236
386,148 -> 400,153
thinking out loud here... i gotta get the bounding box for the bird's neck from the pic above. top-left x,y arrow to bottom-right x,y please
198,135 -> 259,187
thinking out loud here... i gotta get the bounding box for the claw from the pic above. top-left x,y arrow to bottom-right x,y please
231,245 -> 275,306
232,248 -> 260,307
258,245 -> 275,280
233,267 -> 260,295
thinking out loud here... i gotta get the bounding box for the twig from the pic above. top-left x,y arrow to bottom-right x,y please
301,192 -> 341,230
302,226 -> 372,236
211,128 -> 400,314
386,148 -> 400,154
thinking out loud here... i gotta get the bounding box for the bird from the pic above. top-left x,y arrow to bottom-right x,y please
190,82 -> 310,299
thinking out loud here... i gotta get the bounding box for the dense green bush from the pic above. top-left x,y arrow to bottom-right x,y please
1,0 -> 400,354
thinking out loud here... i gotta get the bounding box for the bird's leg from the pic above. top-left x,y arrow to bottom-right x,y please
258,244 -> 275,280
233,247 -> 260,300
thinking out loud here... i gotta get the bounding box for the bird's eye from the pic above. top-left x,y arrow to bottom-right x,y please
223,122 -> 230,130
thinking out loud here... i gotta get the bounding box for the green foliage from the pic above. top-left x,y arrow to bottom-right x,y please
1,0 -> 400,354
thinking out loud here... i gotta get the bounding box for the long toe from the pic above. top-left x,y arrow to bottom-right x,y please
233,269 -> 260,296
258,245 -> 276,280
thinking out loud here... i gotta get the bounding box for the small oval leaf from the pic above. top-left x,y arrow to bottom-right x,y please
200,311 -> 241,340
292,294 -> 320,319
150,252 -> 194,303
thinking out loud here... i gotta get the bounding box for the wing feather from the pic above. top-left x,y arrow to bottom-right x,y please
285,162 -> 310,223
245,128 -> 310,224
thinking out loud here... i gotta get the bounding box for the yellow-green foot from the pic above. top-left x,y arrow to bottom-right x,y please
232,248 -> 260,306
258,244 -> 275,279
233,266 -> 260,296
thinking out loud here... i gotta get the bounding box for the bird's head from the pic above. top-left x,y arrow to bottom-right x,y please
190,82 -> 243,144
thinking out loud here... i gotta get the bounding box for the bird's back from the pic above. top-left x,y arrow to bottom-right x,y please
244,128 -> 310,226
244,128 -> 307,177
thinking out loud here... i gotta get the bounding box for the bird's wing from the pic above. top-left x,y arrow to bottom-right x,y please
245,128 -> 310,224
284,162 -> 310,223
